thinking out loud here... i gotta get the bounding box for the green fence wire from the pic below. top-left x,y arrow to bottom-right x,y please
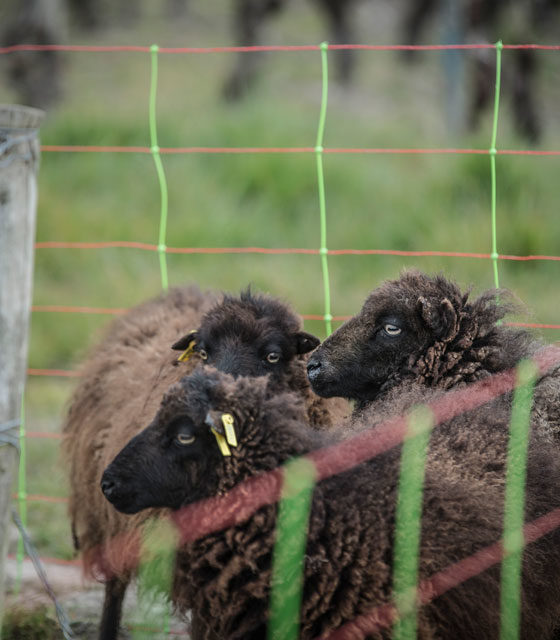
150,44 -> 170,291
129,44 -> 174,638
269,458 -> 318,640
15,398 -> 27,592
392,406 -> 435,640
315,42 -> 333,337
500,360 -> 538,640
267,43 -> 331,639
490,40 -> 503,290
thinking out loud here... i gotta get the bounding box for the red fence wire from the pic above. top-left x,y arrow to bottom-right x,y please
33,242 -> 560,261
40,145 -> 560,155
2,43 -> 560,54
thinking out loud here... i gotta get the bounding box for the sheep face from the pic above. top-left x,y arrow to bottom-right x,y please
100,389 -> 221,515
172,290 -> 319,385
101,369 -> 282,515
307,270 -> 475,403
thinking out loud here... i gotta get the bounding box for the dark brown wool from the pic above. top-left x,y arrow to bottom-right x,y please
102,368 -> 560,640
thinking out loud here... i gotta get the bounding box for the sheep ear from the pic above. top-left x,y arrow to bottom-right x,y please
172,330 -> 198,362
417,297 -> 458,342
171,330 -> 198,351
295,331 -> 320,354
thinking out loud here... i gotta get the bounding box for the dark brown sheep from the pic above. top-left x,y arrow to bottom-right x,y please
102,366 -> 560,640
307,269 -> 560,432
61,285 -> 348,640
174,289 -> 348,430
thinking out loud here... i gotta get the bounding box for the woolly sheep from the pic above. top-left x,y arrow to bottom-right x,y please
101,366 -> 560,640
61,285 -> 348,640
307,269 -> 560,433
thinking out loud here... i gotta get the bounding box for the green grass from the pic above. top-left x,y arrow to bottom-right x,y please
2,606 -> 62,640
2,0 -> 559,583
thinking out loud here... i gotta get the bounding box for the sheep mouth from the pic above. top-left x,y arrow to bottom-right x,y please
308,374 -> 346,398
102,479 -> 159,514
310,369 -> 386,403
105,492 -> 142,515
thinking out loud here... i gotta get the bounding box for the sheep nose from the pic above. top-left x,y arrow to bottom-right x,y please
306,356 -> 322,381
100,476 -> 116,499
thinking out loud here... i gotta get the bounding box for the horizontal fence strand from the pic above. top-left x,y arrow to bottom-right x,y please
2,44 -> 560,55
32,243 -> 560,261
39,145 -> 560,155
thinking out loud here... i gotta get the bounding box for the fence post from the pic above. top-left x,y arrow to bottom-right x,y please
0,104 -> 44,631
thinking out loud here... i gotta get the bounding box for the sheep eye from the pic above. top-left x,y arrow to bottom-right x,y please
266,352 -> 280,364
383,323 -> 402,336
176,433 -> 195,446
198,349 -> 208,360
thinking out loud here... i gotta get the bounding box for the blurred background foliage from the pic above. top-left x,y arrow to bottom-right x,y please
1,0 -> 559,563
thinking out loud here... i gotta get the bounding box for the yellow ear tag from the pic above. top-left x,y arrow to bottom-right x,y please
222,414 -> 237,447
177,331 -> 197,363
211,428 -> 231,457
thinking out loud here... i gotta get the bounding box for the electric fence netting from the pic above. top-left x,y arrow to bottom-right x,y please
2,38 -> 560,639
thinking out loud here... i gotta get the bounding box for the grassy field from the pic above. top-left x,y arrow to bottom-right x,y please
1,0 -> 559,625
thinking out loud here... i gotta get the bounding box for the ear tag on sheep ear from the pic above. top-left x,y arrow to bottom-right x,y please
211,429 -> 232,457
221,413 -> 237,448
177,331 -> 197,363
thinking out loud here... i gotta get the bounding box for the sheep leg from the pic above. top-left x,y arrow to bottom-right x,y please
511,49 -> 540,143
400,0 -> 440,61
99,577 -> 128,640
222,0 -> 284,101
317,0 -> 356,84
468,53 -> 494,133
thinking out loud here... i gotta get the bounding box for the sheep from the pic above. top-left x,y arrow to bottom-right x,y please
61,284 -> 348,640
223,0 -> 358,101
1,0 -> 63,110
400,0 -> 559,143
176,288 -> 349,430
307,269 -> 560,434
101,365 -> 560,640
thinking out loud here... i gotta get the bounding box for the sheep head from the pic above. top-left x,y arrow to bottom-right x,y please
101,367 -> 309,515
307,270 -> 515,405
171,289 -> 319,388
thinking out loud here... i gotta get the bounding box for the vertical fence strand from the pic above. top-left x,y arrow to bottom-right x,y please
130,45 -> 173,637
315,42 -> 333,336
15,398 -> 27,593
490,40 -> 503,289
149,44 -> 170,291
268,458 -> 317,640
136,519 -> 177,637
499,359 -> 538,640
392,406 -> 434,640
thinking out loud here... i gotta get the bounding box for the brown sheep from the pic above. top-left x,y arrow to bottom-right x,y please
61,285 -> 348,640
307,269 -> 560,436
101,366 -> 560,639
